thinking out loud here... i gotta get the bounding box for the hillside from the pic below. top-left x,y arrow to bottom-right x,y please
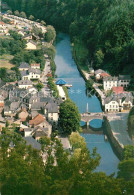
3,0 -> 134,76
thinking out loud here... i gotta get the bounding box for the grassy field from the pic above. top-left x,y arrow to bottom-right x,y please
0,54 -> 14,69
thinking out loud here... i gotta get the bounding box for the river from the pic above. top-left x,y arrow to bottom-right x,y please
55,33 -> 119,175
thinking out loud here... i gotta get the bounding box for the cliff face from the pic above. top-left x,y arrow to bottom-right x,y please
128,107 -> 134,140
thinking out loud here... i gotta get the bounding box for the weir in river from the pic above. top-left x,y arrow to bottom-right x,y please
54,33 -> 120,175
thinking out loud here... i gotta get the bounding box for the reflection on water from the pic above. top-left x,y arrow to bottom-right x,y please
55,33 -> 120,175
89,119 -> 103,128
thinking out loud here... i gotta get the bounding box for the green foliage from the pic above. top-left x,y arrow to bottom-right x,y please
29,15 -> 34,21
58,100 -> 80,135
128,107 -> 134,139
118,159 -> 134,181
6,0 -> 134,75
14,10 -> 19,16
35,82 -> 44,91
45,25 -> 56,43
47,77 -> 59,98
86,80 -> 94,89
20,11 -> 26,18
7,10 -> 12,14
123,145 -> 134,160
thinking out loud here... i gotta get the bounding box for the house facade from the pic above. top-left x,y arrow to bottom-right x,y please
103,77 -> 118,91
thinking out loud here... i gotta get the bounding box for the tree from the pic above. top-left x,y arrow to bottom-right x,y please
7,10 -> 12,15
6,120 -> 9,127
45,25 -> 56,43
20,11 -> 27,18
41,20 -> 46,26
58,100 -> 80,135
70,132 -> 86,149
29,15 -> 34,20
118,159 -> 134,181
123,145 -> 134,160
35,83 -> 44,91
14,10 -> 19,16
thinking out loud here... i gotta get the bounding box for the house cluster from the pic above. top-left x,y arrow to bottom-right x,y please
1,13 -> 47,50
89,68 -> 133,113
19,62 -> 41,81
0,75 -> 63,142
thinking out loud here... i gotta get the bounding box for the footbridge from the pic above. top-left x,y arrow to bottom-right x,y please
81,112 -> 105,127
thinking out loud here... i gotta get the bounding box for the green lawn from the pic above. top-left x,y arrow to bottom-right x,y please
0,54 -> 14,69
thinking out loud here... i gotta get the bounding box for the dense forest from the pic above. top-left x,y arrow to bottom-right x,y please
3,0 -> 134,76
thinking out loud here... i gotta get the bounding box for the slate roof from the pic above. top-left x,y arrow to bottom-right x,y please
20,70 -> 28,77
103,76 -> 118,81
29,68 -> 41,75
119,75 -> 131,81
94,69 -> 105,75
45,102 -> 58,113
24,137 -> 41,150
56,79 -> 66,85
18,80 -> 33,85
19,62 -> 30,69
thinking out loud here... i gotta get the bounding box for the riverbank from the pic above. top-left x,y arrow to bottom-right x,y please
104,113 -> 133,160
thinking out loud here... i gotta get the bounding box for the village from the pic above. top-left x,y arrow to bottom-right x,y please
83,68 -> 134,113
0,12 -> 70,151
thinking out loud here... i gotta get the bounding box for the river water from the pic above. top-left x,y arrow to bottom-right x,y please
55,33 -> 119,175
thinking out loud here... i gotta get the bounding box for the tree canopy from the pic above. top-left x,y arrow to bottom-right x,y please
58,100 -> 80,135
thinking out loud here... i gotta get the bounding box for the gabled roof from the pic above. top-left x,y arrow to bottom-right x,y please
112,86 -> 124,94
45,102 -> 58,113
24,137 -> 41,150
18,80 -> 33,85
19,62 -> 30,69
119,75 -> 131,80
104,76 -> 118,81
31,63 -> 40,67
29,114 -> 45,126
56,79 -> 66,85
29,68 -> 41,75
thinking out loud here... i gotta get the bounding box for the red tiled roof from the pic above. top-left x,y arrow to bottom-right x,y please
0,21 -> 5,25
0,103 -> 4,107
29,114 -> 45,126
31,63 -> 40,67
112,86 -> 124,94
100,72 -> 111,78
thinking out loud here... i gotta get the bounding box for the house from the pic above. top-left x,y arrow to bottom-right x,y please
26,41 -> 37,50
44,102 -> 59,122
118,75 -> 131,88
19,62 -> 30,71
4,101 -> 21,116
104,93 -> 133,112
29,114 -> 45,127
24,137 -> 41,150
18,109 -> 29,122
103,76 -> 118,91
94,69 -> 105,80
120,95 -> 133,111
18,80 -> 33,89
0,95 -> 4,113
21,68 -> 41,81
112,86 -> 124,94
18,30 -> 25,36
0,21 -> 5,27
104,96 -> 120,112
31,63 -> 40,69
100,72 -> 111,79
32,126 -> 51,140
23,34 -> 32,40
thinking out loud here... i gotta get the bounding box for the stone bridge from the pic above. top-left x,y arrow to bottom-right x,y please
81,112 -> 105,127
